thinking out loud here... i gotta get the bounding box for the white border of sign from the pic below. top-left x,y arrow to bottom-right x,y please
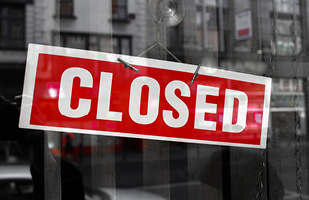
19,44 -> 271,149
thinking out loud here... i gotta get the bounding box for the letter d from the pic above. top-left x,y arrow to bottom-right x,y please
222,89 -> 248,133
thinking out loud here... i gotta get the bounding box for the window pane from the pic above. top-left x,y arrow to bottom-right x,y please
10,8 -> 24,18
60,0 -> 73,16
1,20 -> 8,37
112,0 -> 127,20
1,7 -> 8,17
89,35 -> 98,51
65,35 -> 87,49
112,38 -> 119,53
0,6 -> 24,49
11,21 -> 23,39
118,0 -> 126,6
121,38 -> 130,55
117,8 -> 126,19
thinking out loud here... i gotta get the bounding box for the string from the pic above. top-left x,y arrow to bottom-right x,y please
137,15 -> 182,63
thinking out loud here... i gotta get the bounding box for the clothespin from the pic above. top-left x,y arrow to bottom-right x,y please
117,58 -> 139,73
190,65 -> 201,86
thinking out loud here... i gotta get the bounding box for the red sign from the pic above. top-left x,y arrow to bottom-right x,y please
238,29 -> 249,36
20,44 -> 271,148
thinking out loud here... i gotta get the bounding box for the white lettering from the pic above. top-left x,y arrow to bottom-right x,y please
58,67 -> 92,118
163,81 -> 190,128
194,85 -> 219,131
129,76 -> 160,124
222,89 -> 248,133
97,72 -> 122,121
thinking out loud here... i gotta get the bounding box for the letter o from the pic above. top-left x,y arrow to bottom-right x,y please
129,76 -> 160,124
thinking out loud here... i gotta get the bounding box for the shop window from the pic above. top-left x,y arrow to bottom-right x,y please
60,0 -> 74,18
112,0 -> 128,21
0,4 -> 25,49
112,36 -> 131,55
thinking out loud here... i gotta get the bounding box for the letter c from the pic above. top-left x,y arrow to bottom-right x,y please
58,67 -> 93,118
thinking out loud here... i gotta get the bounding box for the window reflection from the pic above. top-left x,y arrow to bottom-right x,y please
1,0 -> 309,199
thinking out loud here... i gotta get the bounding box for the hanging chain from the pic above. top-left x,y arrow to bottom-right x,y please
269,0 -> 278,76
256,0 -> 277,199
256,149 -> 266,200
290,1 -> 302,199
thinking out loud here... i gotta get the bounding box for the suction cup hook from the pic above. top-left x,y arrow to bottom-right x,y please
149,0 -> 185,27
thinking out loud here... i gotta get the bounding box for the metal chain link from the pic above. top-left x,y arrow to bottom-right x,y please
290,1 -> 302,199
256,149 -> 266,200
269,0 -> 278,76
256,0 -> 277,199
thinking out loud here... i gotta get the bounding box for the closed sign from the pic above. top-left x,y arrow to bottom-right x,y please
20,44 -> 271,149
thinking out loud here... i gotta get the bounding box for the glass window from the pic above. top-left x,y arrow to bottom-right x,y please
65,35 -> 87,49
112,36 -> 131,55
60,34 -> 87,49
0,5 -> 24,49
60,0 -> 74,17
3,0 -> 309,199
112,0 -> 128,21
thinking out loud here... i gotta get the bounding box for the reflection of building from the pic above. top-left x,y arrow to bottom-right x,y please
1,1 -> 308,94
0,0 -> 148,99
1,0 -> 309,198
0,1 -> 32,99
59,0 -> 147,56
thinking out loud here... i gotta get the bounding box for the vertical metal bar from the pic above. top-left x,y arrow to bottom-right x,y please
183,0 -> 199,65
303,78 -> 309,197
218,0 -> 225,52
44,0 -> 61,199
143,140 -> 170,199
227,0 -> 235,55
202,0 -> 208,50
299,0 -> 308,54
91,135 -> 115,192
143,7 -> 170,200
221,147 -> 231,200
182,1 -> 205,199
251,0 -> 261,56
89,0 -> 116,199
183,0 -> 222,199
291,1 -> 303,199
44,131 -> 61,200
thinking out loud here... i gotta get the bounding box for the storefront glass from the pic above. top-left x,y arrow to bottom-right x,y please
1,0 -> 309,199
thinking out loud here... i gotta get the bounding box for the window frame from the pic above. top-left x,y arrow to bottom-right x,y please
59,32 -> 90,49
0,3 -> 25,50
59,0 -> 76,19
112,0 -> 129,22
112,35 -> 132,55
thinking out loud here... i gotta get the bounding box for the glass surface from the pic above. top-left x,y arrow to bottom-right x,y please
112,37 -> 119,54
121,38 -> 130,55
60,0 -> 73,17
1,0 -> 309,199
0,6 -> 24,49
66,35 -> 87,49
112,0 -> 127,20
